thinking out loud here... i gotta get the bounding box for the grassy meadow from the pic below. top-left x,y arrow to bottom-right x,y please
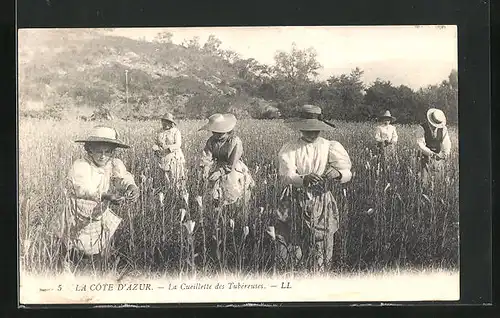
18,118 -> 459,278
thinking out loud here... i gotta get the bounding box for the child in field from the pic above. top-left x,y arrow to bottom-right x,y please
416,108 -> 452,189
198,113 -> 255,212
152,113 -> 188,198
56,126 -> 140,267
277,105 -> 352,271
374,110 -> 398,158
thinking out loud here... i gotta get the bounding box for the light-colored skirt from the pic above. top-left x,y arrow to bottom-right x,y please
55,198 -> 122,256
72,209 -> 122,255
158,150 -> 187,190
206,161 -> 255,207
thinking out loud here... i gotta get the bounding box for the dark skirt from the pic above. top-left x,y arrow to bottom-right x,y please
276,184 -> 339,247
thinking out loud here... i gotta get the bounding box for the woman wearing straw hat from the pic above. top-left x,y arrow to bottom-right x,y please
374,110 -> 398,158
416,108 -> 452,188
55,126 -> 140,268
277,105 -> 352,271
198,113 -> 255,209
152,113 -> 188,198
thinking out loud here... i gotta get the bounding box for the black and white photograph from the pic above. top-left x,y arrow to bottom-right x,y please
18,26 -> 460,304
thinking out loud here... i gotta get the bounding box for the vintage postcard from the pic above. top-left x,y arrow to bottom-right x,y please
18,26 -> 459,305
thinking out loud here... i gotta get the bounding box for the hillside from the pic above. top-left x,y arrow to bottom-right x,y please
17,30 -> 457,124
18,29 -> 273,120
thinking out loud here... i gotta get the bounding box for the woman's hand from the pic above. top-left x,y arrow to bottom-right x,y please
323,168 -> 341,180
124,185 -> 140,202
303,173 -> 323,187
101,192 -> 125,205
434,153 -> 445,161
208,170 -> 223,181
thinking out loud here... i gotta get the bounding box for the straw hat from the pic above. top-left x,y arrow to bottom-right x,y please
284,105 -> 335,131
199,113 -> 237,133
161,112 -> 177,125
75,126 -> 130,148
426,108 -> 447,128
378,110 -> 396,122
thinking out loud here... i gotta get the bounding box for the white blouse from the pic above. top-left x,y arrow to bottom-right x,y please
156,127 -> 183,152
67,155 -> 137,217
278,137 -> 352,187
375,124 -> 398,143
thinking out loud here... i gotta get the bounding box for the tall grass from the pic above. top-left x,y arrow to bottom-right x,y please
18,118 -> 459,277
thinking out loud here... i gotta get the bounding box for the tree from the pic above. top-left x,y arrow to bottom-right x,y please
220,49 -> 240,63
363,79 -> 401,120
415,69 -> 458,124
154,31 -> 173,44
182,36 -> 201,50
270,43 -> 322,116
272,42 -> 322,82
202,34 -> 222,55
322,68 -> 365,120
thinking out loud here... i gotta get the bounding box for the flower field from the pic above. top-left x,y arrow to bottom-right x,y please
18,118 -> 459,277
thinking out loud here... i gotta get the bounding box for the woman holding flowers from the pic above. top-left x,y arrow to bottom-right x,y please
152,113 -> 188,200
374,110 -> 398,159
277,105 -> 352,271
56,126 -> 140,268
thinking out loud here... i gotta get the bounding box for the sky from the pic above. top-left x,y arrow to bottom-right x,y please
106,26 -> 458,89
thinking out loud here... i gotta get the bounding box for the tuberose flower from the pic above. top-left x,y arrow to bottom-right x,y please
182,191 -> 189,206
158,192 -> 165,207
384,183 -> 391,193
266,226 -> 276,240
180,208 -> 187,222
184,220 -> 196,234
195,196 -> 203,208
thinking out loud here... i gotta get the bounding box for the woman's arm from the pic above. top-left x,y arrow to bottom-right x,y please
325,141 -> 352,184
438,128 -> 452,158
416,126 -> 434,156
227,136 -> 244,171
374,126 -> 383,142
167,129 -> 182,151
112,158 -> 138,191
278,143 -> 305,187
200,139 -> 214,178
391,126 -> 398,143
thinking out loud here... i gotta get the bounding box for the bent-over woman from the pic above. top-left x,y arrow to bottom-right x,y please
416,108 -> 452,189
55,126 -> 140,267
198,113 -> 255,211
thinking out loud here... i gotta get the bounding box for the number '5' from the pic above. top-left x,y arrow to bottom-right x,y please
58,285 -> 62,291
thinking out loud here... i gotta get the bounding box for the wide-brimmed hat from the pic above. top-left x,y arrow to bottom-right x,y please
378,110 -> 396,122
161,112 -> 176,125
75,126 -> 130,148
427,108 -> 447,128
199,113 -> 237,133
284,104 -> 335,131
